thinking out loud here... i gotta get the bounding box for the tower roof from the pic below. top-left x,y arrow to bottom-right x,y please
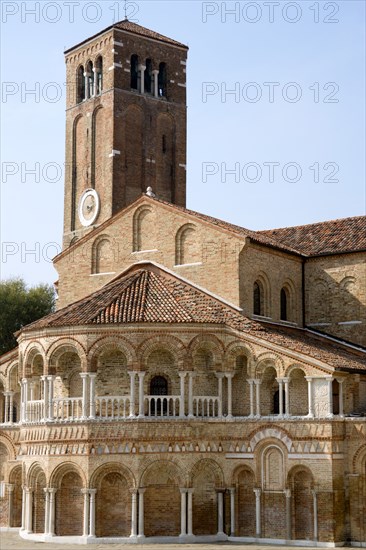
64,19 -> 188,54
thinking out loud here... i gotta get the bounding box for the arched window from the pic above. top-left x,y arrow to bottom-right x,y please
77,65 -> 85,103
95,56 -> 103,95
253,282 -> 262,315
130,54 -> 139,90
86,60 -> 94,98
280,288 -> 288,321
158,62 -> 167,97
175,223 -> 197,265
145,58 -> 152,94
150,376 -> 168,416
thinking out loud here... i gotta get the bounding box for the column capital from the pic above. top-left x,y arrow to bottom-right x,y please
89,488 -> 97,496
138,371 -> 146,378
178,371 -> 188,378
187,488 -> 195,494
152,69 -> 159,75
130,488 -> 138,496
335,377 -> 345,385
253,379 -> 262,385
138,487 -> 146,494
48,488 -> 57,494
138,64 -> 146,71
7,484 -> 14,493
25,487 -> 34,494
225,372 -> 234,379
228,487 -> 235,494
284,489 -> 291,498
282,377 -> 289,383
88,373 -> 97,379
80,372 -> 89,379
253,488 -> 261,497
81,488 -> 90,495
179,488 -> 188,494
215,372 -> 225,379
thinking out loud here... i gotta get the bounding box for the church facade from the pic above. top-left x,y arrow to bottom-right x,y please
0,20 -> 365,546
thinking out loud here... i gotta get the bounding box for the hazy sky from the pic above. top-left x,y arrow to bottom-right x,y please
1,0 -> 365,287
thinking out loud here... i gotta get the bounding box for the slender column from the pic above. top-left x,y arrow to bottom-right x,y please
216,373 -> 224,417
128,372 -> 137,417
285,489 -> 291,540
89,489 -> 96,537
7,484 -> 14,528
336,379 -> 345,417
80,374 -> 89,419
49,488 -> 57,536
9,392 -> 14,424
43,489 -> 50,535
254,380 -> 261,417
4,393 -> 9,423
138,372 -> 146,417
312,490 -> 318,541
305,377 -> 314,417
19,382 -> 24,423
152,69 -> 159,97
47,376 -> 54,420
84,72 -> 90,99
247,380 -> 255,417
327,377 -> 334,417
29,383 -> 35,402
41,376 -> 49,420
217,490 -> 224,535
188,372 -> 195,417
81,489 -> 90,537
276,378 -> 284,415
23,379 -> 29,422
229,487 -> 235,536
89,374 -> 96,419
283,377 -> 290,416
138,488 -> 146,537
25,488 -> 33,533
138,64 -> 146,94
187,489 -> 194,536
225,373 -> 234,418
130,489 -> 138,537
254,488 -> 261,538
179,372 -> 186,417
180,489 -> 187,536
92,68 -> 98,97
21,486 -> 26,530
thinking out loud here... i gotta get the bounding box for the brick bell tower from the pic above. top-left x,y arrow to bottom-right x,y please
62,19 -> 188,248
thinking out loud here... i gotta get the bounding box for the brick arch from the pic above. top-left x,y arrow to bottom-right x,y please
91,234 -> 115,275
188,333 -> 225,364
47,339 -> 87,373
0,435 -> 16,462
90,462 -> 135,488
175,223 -> 198,266
132,205 -> 154,252
249,426 -> 293,452
280,278 -> 297,322
253,271 -> 271,317
88,336 -> 137,371
189,458 -> 224,487
353,444 -> 366,474
232,464 -> 256,537
23,344 -> 45,378
140,459 -> 184,487
255,352 -> 284,377
49,461 -> 87,488
225,340 -> 255,370
8,465 -> 22,528
27,463 -> 47,534
190,458 -> 224,536
137,334 -> 186,368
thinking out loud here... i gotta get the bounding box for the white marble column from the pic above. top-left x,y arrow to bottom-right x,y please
80,374 -> 89,420
254,380 -> 261,417
89,374 -> 96,419
47,376 -> 54,420
49,488 -> 57,536
254,488 -> 261,538
217,490 -> 224,535
84,72 -> 90,99
188,372 -> 195,417
312,490 -> 318,541
247,379 -> 255,417
89,489 -> 96,537
336,378 -> 345,417
23,379 -> 29,422
21,486 -> 26,530
44,489 -> 50,535
41,376 -> 49,420
283,377 -> 290,416
187,489 -> 194,536
82,489 -> 90,537
128,372 -> 137,417
138,64 -> 146,94
130,489 -> 138,537
180,488 -> 187,536
229,487 -> 235,536
225,373 -> 234,418
138,373 -> 145,417
8,392 -> 14,424
92,68 -> 98,97
327,377 -> 334,417
152,69 -> 159,97
305,377 -> 314,417
216,373 -> 224,417
19,382 -> 24,423
4,392 -> 9,423
138,488 -> 145,537
179,372 -> 186,417
285,489 -> 291,540
29,383 -> 35,402
7,484 -> 14,528
25,488 -> 33,533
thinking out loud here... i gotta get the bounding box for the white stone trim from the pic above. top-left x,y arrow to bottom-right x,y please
178,83 -> 186,87
108,150 -> 121,157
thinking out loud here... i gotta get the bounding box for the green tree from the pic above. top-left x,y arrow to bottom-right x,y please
0,278 -> 55,355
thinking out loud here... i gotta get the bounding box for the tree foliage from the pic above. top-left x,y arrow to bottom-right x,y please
0,278 -> 55,355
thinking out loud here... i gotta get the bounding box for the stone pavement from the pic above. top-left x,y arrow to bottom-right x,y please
0,532 -> 328,550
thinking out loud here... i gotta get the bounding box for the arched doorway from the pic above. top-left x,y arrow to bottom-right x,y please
55,471 -> 83,536
236,468 -> 255,536
95,470 -> 130,537
290,468 -> 314,540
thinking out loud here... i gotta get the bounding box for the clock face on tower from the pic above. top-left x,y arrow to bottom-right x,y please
78,189 -> 100,227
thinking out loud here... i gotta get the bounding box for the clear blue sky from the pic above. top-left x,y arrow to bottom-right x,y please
1,0 -> 365,287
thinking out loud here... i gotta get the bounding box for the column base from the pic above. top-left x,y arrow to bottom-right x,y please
179,534 -> 196,542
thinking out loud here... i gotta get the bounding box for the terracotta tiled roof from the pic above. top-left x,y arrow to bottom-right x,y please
258,216 -> 366,256
65,20 -> 187,54
22,264 -> 365,373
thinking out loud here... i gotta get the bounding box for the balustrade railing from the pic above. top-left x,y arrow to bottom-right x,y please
26,400 -> 44,423
53,397 -> 83,421
95,396 -> 130,420
192,396 -> 220,418
145,395 -> 181,417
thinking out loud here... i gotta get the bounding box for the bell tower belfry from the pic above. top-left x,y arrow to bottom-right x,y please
62,20 -> 188,248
